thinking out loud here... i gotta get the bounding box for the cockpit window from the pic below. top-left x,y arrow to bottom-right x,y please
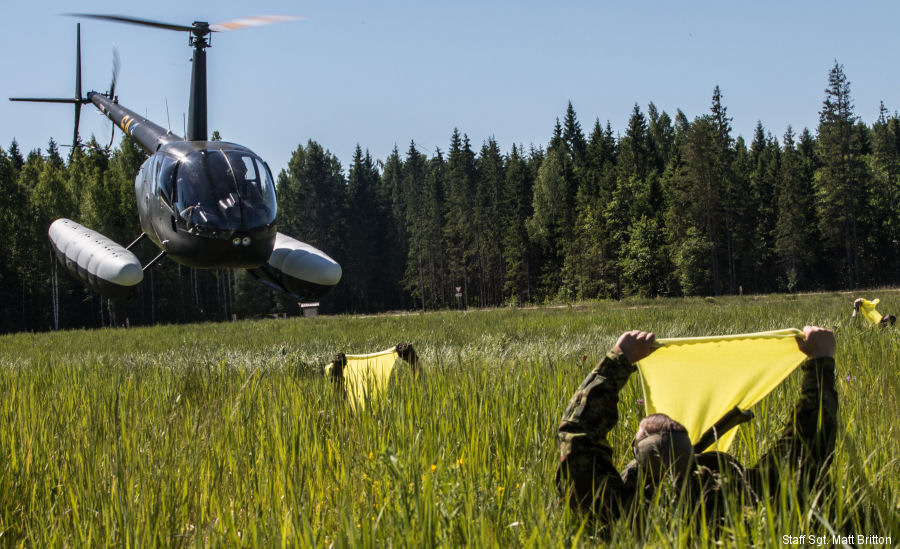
158,156 -> 177,205
226,153 -> 277,224
173,149 -> 277,231
241,156 -> 257,180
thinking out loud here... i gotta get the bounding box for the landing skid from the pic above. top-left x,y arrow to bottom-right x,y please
126,232 -> 168,271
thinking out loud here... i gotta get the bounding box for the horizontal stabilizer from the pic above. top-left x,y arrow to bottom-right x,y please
248,232 -> 341,300
49,219 -> 143,300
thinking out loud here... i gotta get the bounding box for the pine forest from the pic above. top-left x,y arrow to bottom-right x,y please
1,62 -> 898,333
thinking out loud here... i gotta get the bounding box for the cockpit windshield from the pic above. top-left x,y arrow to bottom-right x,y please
173,149 -> 277,230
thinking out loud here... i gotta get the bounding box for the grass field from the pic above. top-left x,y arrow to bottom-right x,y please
1,291 -> 898,547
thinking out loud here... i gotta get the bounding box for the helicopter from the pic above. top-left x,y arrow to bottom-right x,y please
10,14 -> 342,302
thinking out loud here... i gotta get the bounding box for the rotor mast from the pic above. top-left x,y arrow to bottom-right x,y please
187,22 -> 210,142
22,13 -> 301,146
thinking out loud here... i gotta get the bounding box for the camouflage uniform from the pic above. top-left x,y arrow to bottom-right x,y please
555,348 -> 838,521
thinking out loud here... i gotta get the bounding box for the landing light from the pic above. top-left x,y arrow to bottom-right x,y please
242,237 -> 251,246
232,237 -> 241,246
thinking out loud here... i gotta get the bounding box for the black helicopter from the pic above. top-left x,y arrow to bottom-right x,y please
11,14 -> 342,302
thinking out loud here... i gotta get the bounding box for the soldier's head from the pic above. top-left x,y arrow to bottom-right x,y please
632,413 -> 694,482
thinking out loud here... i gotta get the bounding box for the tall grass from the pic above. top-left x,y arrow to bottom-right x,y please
0,291 -> 897,546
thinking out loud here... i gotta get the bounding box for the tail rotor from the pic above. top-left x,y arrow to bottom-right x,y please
109,44 -> 119,100
8,23 -> 89,148
74,22 -> 83,147
105,45 -> 120,149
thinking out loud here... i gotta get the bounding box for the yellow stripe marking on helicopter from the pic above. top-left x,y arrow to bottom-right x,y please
125,118 -> 136,134
120,115 -> 130,132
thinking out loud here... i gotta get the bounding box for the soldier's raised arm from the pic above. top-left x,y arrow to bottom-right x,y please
751,326 -> 838,495
555,331 -> 655,517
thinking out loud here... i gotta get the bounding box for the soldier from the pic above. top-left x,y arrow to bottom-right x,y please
555,326 -> 837,524
852,298 -> 896,326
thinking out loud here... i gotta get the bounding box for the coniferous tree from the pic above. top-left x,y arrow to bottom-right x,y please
500,144 -> 533,303
549,118 -> 563,151
660,110 -> 690,294
609,104 -> 664,295
345,145 -> 386,312
79,140 -> 122,240
110,136 -> 146,227
8,140 -> 24,172
377,146 -> 410,310
709,87 -> 737,294
566,119 -> 614,299
27,145 -> 96,330
562,101 -> 587,165
0,147 -> 25,332
666,114 -> 718,295
528,144 -> 572,297
868,103 -> 900,282
815,62 -> 869,288
648,103 -> 675,173
276,140 -> 348,313
621,215 -> 669,297
619,104 -> 650,181
420,150 -> 447,308
401,141 -> 430,310
727,136 -> 751,292
474,138 -> 505,305
32,145 -> 82,329
775,126 -> 818,291
742,123 -> 781,292
0,139 -> 31,331
443,130 -> 477,306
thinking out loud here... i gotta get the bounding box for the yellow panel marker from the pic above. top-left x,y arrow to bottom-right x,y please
858,298 -> 884,325
637,329 -> 806,452
325,348 -> 398,412
325,343 -> 421,412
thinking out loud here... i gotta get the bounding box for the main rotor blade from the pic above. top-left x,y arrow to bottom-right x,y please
210,15 -> 303,32
10,97 -> 82,103
65,13 -> 193,32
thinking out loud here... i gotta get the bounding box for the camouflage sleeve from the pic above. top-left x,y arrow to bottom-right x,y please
555,349 -> 637,516
751,357 -> 838,494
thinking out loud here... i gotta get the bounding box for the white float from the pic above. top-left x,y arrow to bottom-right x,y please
250,232 -> 342,299
48,219 -> 143,298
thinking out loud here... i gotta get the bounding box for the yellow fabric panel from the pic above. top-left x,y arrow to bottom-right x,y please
343,348 -> 400,411
637,329 -> 806,453
859,298 -> 883,324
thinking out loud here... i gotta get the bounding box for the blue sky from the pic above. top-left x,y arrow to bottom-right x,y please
2,1 -> 898,174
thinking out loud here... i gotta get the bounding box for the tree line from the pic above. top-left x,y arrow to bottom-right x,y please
1,61 -> 898,333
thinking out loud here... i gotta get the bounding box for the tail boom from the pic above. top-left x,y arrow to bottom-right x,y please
88,92 -> 182,153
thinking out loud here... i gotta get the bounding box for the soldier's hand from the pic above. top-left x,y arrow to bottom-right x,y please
613,330 -> 656,364
797,326 -> 835,359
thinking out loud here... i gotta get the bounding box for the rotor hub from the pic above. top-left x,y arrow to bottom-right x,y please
190,22 -> 211,48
